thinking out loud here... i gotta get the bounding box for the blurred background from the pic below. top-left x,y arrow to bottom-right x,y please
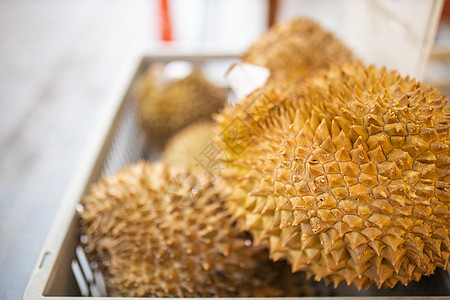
1,0 -> 450,299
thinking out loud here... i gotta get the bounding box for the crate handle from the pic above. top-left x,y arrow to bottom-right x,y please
38,251 -> 51,269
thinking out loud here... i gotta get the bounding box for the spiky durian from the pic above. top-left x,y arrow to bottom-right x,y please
242,17 -> 356,84
163,122 -> 216,170
136,65 -> 227,149
80,162 -> 316,297
215,62 -> 450,290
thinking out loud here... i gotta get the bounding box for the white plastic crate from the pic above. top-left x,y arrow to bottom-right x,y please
23,50 -> 450,299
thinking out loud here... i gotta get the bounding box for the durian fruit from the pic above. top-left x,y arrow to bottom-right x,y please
80,161 -> 316,297
215,62 -> 450,290
136,64 -> 227,149
242,17 -> 356,84
218,18 -> 356,153
163,121 -> 216,170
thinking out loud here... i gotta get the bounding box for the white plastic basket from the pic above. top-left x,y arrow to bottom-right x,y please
24,51 -> 450,299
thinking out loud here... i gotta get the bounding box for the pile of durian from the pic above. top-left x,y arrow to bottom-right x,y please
79,16 -> 449,297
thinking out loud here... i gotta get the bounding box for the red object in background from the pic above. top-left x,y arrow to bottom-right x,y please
442,0 -> 450,21
268,0 -> 278,28
159,0 -> 172,41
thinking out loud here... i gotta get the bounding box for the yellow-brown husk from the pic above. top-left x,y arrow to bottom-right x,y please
80,162 -> 316,297
215,62 -> 450,289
